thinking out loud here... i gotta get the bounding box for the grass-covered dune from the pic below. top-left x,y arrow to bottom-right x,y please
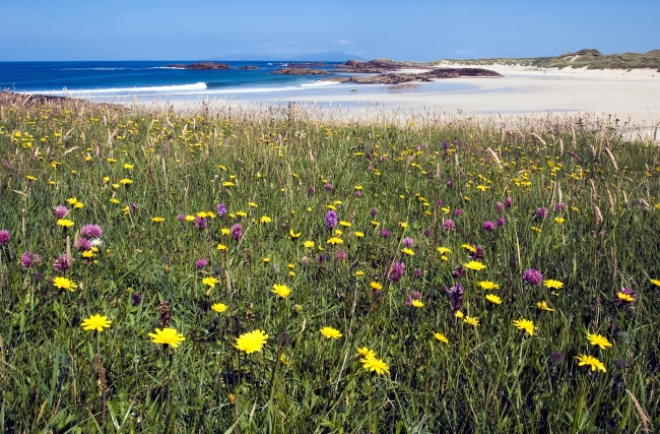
437,48 -> 660,72
1,95 -> 659,433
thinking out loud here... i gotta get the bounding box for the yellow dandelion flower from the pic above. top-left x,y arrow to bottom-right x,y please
401,248 -> 414,256
411,299 -> 424,308
119,178 -> 133,185
575,354 -> 606,372
320,327 -> 343,339
202,277 -> 220,288
485,294 -> 502,305
272,284 -> 292,298
217,244 -> 228,251
211,303 -> 228,313
433,332 -> 449,343
437,247 -> 451,255
464,261 -> 486,271
370,281 -> 383,291
464,316 -> 479,326
543,279 -> 563,289
512,319 -> 536,336
339,221 -> 352,227
152,217 -> 165,223
289,229 -> 301,238
461,244 -> 477,253
303,240 -> 315,248
56,219 -> 74,228
260,216 -> 272,223
149,327 -> 185,348
235,329 -> 268,354
327,237 -> 343,245
360,354 -> 390,375
555,217 -> 565,224
586,333 -> 613,350
81,314 -> 112,332
650,279 -> 660,287
478,281 -> 499,290
536,301 -> 555,311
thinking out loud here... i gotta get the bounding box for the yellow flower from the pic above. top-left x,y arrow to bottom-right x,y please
235,211 -> 247,217
235,329 -> 268,354
616,292 -> 635,302
335,229 -> 343,236
354,231 -> 364,238
512,319 -> 536,336
81,314 -> 112,332
217,244 -> 228,251
248,202 -> 258,208
455,311 -> 464,318
202,277 -> 220,288
327,237 -> 343,245
433,332 -> 449,343
272,284 -> 292,298
555,217 -> 565,224
360,354 -> 390,375
320,327 -> 343,339
220,228 -> 230,235
411,299 -> 424,308
56,219 -> 74,228
123,163 -> 133,170
575,354 -> 606,372
67,197 -> 79,205
289,229 -> 301,238
464,261 -> 486,271
536,301 -> 555,311
369,281 -> 383,291
476,185 -> 489,191
478,281 -> 499,290
371,220 -> 380,227
152,217 -> 165,223
400,222 -> 409,228
401,248 -> 414,256
73,202 -> 84,209
437,247 -> 451,255
442,207 -> 451,214
119,178 -> 133,185
485,294 -> 502,305
149,327 -> 185,348
260,216 -> 272,223
211,303 -> 228,313
263,257 -> 270,263
26,175 -> 37,181
461,244 -> 477,253
185,215 -> 195,222
543,279 -> 563,289
586,333 -> 613,350
464,316 -> 479,326
339,221 -> 352,227
109,198 -> 120,204
357,347 -> 375,358
303,240 -> 315,248
82,250 -> 95,258
223,181 -> 235,187
650,279 -> 660,287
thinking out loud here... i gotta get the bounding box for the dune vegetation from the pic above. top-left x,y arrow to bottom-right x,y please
1,94 -> 659,433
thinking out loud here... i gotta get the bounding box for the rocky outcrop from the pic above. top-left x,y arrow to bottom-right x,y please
238,66 -> 260,70
271,68 -> 333,76
336,58 -> 403,73
324,67 -> 501,84
164,62 -> 233,70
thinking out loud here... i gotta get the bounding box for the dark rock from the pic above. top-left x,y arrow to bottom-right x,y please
271,68 -> 333,76
164,62 -> 233,70
324,67 -> 501,84
238,66 -> 260,70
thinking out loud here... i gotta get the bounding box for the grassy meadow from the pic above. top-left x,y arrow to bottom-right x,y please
1,95 -> 659,433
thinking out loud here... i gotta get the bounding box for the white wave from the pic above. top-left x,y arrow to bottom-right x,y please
154,67 -> 186,70
301,81 -> 341,88
59,67 -> 135,71
32,82 -> 208,96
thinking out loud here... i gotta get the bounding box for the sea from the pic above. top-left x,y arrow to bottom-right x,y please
0,61 -> 474,107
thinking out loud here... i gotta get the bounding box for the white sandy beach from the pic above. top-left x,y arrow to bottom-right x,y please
136,63 -> 660,138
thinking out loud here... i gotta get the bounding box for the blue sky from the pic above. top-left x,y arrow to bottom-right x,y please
2,0 -> 659,61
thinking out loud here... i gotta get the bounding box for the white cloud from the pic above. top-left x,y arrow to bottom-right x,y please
336,39 -> 353,45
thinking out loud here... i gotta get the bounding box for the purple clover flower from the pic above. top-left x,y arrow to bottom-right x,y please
496,202 -> 505,212
497,217 -> 506,227
443,219 -> 455,231
522,268 -> 543,286
554,202 -> 566,213
75,238 -> 92,251
81,224 -> 102,239
53,206 -> 69,219
536,207 -> 548,219
388,261 -> 405,282
370,207 -> 378,217
21,252 -> 41,268
196,258 -> 208,269
0,229 -> 10,245
402,237 -> 414,248
505,197 -> 513,208
217,203 -> 227,217
325,211 -> 338,230
231,223 -> 242,241
53,254 -> 72,271
381,229 -> 390,238
177,213 -> 186,222
483,221 -> 495,231
194,216 -> 208,230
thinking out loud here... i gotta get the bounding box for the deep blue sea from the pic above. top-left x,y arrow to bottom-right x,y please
0,61 -> 351,99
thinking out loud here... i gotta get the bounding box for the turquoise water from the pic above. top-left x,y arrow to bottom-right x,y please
0,61 -> 476,104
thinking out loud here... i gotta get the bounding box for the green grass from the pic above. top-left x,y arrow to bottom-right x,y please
1,96 -> 659,433
436,48 -> 660,72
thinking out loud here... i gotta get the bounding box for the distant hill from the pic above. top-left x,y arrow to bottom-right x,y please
436,49 -> 660,72
212,51 -> 363,62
